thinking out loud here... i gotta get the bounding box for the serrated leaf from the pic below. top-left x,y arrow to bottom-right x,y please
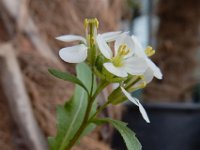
93,118 -> 142,150
48,68 -> 88,93
48,63 -> 97,150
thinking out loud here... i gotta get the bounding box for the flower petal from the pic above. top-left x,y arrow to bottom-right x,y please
101,31 -> 122,42
124,57 -> 148,75
121,87 -> 150,123
59,44 -> 87,63
96,34 -> 113,59
56,35 -> 86,44
114,33 -> 134,57
143,68 -> 154,83
121,87 -> 139,106
136,100 -> 150,123
146,59 -> 163,79
104,62 -> 128,77
131,35 -> 146,58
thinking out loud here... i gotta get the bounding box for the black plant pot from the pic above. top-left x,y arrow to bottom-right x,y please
112,103 -> 200,150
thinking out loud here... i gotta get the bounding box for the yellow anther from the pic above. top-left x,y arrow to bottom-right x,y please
84,19 -> 89,30
112,44 -> 131,67
140,81 -> 147,88
129,81 -> 147,92
125,48 -> 130,55
84,18 -> 99,47
93,18 -> 99,28
84,18 -> 99,28
145,46 -> 155,57
118,44 -> 130,56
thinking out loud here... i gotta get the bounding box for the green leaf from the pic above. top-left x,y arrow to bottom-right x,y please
76,63 -> 97,94
76,63 -> 97,117
93,118 -> 142,150
48,63 -> 97,150
48,68 -> 88,93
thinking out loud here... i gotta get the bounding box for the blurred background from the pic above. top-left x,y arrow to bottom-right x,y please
0,0 -> 200,150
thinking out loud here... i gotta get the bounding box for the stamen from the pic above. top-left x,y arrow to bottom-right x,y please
129,81 -> 147,92
84,18 -> 99,46
145,46 -> 155,57
84,18 -> 99,29
84,18 -> 99,65
112,44 -> 131,67
84,19 -> 89,30
139,81 -> 147,88
118,44 -> 130,56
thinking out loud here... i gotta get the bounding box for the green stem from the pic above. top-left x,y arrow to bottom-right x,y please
92,80 -> 109,99
125,76 -> 141,90
90,68 -> 95,96
65,80 -> 109,150
66,96 -> 93,150
89,100 -> 110,122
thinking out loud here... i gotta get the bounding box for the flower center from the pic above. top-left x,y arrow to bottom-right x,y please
112,44 -> 130,67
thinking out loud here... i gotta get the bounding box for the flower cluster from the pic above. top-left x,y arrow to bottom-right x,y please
56,18 -> 162,123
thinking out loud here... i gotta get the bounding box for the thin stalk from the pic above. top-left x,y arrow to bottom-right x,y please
65,80 -> 109,150
92,80 -> 109,99
66,96 -> 93,150
90,68 -> 95,96
125,76 -> 141,90
89,101 -> 110,122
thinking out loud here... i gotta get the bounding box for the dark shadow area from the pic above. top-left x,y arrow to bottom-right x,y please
112,104 -> 200,150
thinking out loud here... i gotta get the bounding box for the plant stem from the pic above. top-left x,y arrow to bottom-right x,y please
90,68 -> 95,96
125,76 -> 141,89
92,80 -> 109,99
89,101 -> 110,122
65,80 -> 109,150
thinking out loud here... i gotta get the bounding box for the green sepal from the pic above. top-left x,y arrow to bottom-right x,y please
108,87 -> 127,105
95,55 -> 105,72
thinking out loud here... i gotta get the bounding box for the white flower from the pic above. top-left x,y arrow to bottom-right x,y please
56,31 -> 121,63
132,35 -> 163,83
121,87 -> 150,123
96,33 -> 147,78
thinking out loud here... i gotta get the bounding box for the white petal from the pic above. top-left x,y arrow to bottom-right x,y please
56,35 -> 86,44
112,83 -> 120,90
96,34 -> 113,59
131,35 -> 146,58
121,87 -> 139,106
101,31 -> 122,42
136,99 -> 150,123
124,57 -> 148,75
143,68 -> 154,83
114,33 -> 127,52
104,62 -> 128,77
121,87 -> 150,123
146,59 -> 163,79
59,44 -> 87,63
114,33 -> 134,57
